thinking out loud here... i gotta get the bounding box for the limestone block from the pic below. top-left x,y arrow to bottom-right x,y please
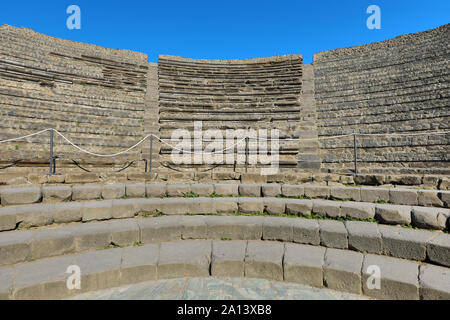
65,173 -> 99,184
245,241 -> 284,281
345,221 -> 382,254
111,199 -> 139,219
262,217 -> 293,241
238,198 -> 264,213
190,184 -> 214,196
0,187 -> 42,205
411,207 -> 448,230
145,184 -> 167,197
362,254 -> 419,300
81,200 -> 113,222
158,240 -> 211,279
419,264 -> 450,300
180,215 -> 207,239
340,202 -> 375,219
312,200 -> 342,218
0,230 -> 32,266
15,204 -> 54,229
214,184 -> 239,196
53,202 -> 82,224
241,174 -> 267,184
125,184 -> 146,198
108,219 -> 140,247
304,186 -> 330,199
30,226 -> 75,260
261,184 -> 281,197
440,191 -> 450,207
167,184 -> 191,197
389,189 -> 418,206
137,216 -> 182,244
375,204 -> 411,225
319,220 -> 348,249
360,187 -> 389,203
239,184 -> 261,197
71,222 -> 112,252
285,199 -> 313,216
283,244 -> 325,287
213,198 -> 238,214
42,186 -> 72,202
378,225 -> 436,261
211,240 -> 247,277
0,207 -> 17,232
281,185 -> 304,198
263,198 -> 285,215
417,191 -> 444,207
330,187 -> 361,201
324,248 -> 363,294
120,244 -> 158,285
101,184 -> 125,200
426,233 -> 450,267
0,267 -> 13,299
205,216 -> 262,240
292,218 -> 320,245
72,185 -> 102,201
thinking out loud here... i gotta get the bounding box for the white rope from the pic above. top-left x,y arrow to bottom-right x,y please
1,128 -> 449,158
0,128 -> 51,144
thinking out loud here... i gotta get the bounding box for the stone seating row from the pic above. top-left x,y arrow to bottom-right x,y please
0,237 -> 448,300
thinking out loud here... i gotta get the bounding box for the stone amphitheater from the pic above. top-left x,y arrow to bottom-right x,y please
0,23 -> 449,300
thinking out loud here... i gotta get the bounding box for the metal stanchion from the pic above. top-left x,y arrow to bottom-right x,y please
149,135 -> 153,173
245,137 -> 249,173
353,133 -> 358,175
49,129 -> 54,175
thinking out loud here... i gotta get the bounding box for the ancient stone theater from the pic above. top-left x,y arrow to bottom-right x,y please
0,23 -> 448,300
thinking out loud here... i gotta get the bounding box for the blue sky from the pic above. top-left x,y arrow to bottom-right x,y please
1,0 -> 449,63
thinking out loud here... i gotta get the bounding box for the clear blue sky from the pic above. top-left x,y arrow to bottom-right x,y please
1,0 -> 449,63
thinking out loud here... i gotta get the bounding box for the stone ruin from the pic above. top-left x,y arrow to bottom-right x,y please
0,23 -> 448,178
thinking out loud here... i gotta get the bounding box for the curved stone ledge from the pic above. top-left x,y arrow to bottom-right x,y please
0,239 -> 448,300
0,215 -> 448,270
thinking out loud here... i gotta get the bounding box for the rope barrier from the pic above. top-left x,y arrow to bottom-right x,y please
0,128 -> 449,158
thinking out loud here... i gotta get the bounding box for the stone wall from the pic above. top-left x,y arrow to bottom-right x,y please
313,23 -> 450,173
157,54 -> 305,171
0,25 -> 150,171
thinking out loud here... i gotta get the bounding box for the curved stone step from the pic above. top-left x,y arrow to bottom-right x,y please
0,238 -> 448,300
0,215 -> 448,269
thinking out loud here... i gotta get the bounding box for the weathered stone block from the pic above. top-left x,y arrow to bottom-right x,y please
261,184 -> 281,197
213,198 -> 238,214
285,199 -> 313,216
375,204 -> 411,225
238,198 -> 264,213
30,227 -> 75,260
53,202 -> 82,224
360,187 -> 389,203
411,207 -> 448,230
42,186 -> 72,202
167,184 -> 191,197
419,264 -> 450,300
263,198 -> 285,215
108,219 -> 140,246
125,183 -> 146,198
245,241 -> 284,281
389,189 -> 418,206
101,184 -> 125,200
0,207 -> 17,232
426,233 -> 450,267
239,184 -> 261,197
304,186 -> 330,199
284,244 -> 325,287
214,184 -> 239,196
330,187 -> 361,201
180,216 -> 207,239
312,200 -> 342,218
324,248 -> 363,294
292,218 -> 320,245
345,221 -> 382,254
111,199 -> 139,219
137,216 -> 182,244
15,204 -> 54,229
0,230 -> 32,266
72,185 -> 102,201
417,190 -> 443,207
241,174 -> 267,184
262,217 -> 293,241
206,216 -> 262,240
65,173 -> 99,184
281,185 -> 304,198
340,202 -> 375,219
70,222 -> 112,252
319,220 -> 348,249
121,244 -> 158,285
0,187 -> 42,205
81,200 -> 112,222
190,184 -> 214,196
158,240 -> 211,279
145,184 -> 167,197
378,225 -> 436,261
362,254 -> 419,300
211,240 -> 246,277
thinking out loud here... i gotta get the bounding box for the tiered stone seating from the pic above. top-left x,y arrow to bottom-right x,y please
0,25 -> 150,171
157,54 -> 305,170
313,23 -> 450,173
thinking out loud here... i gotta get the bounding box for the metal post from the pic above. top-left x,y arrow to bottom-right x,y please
353,133 -> 358,175
149,135 -> 153,173
245,137 -> 249,173
49,129 -> 54,175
